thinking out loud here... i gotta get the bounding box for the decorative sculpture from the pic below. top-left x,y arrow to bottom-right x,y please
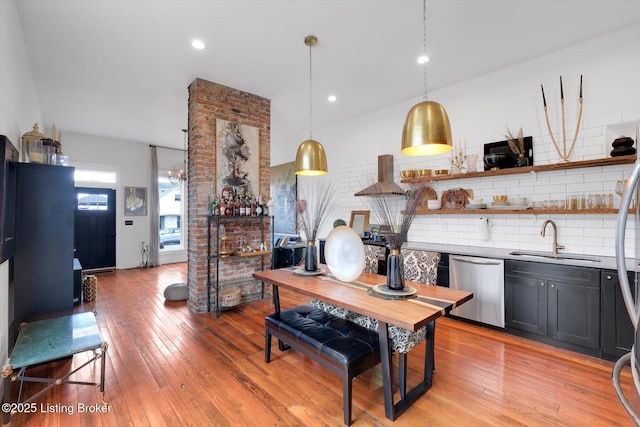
541,75 -> 583,162
324,225 -> 365,282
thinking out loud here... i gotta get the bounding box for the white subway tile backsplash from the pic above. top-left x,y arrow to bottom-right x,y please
552,175 -> 582,185
562,227 -> 585,237
584,170 -> 620,183
530,184 -> 567,194
580,126 -> 605,139
340,142 -> 635,260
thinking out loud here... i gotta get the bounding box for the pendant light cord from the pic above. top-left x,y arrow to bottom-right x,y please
182,129 -> 187,173
422,0 -> 428,102
309,41 -> 313,139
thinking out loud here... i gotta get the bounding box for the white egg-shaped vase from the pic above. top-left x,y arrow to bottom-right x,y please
324,225 -> 365,282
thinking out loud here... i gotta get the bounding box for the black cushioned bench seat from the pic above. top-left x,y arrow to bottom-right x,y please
265,305 -> 380,425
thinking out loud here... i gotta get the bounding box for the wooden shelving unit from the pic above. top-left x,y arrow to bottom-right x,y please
416,208 -> 630,215
401,155 -> 636,184
207,215 -> 271,317
233,250 -> 271,257
403,155 -> 636,215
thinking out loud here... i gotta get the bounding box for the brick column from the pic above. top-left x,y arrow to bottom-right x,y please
187,78 -> 271,313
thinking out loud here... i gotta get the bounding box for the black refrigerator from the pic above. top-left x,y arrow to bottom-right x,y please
10,162 -> 75,346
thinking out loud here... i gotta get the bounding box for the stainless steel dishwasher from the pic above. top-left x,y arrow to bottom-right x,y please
449,255 -> 505,328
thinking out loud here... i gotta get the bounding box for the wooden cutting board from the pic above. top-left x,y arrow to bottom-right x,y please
441,188 -> 470,210
412,185 -> 437,210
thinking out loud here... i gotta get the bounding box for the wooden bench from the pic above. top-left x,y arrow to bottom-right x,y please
265,305 -> 380,425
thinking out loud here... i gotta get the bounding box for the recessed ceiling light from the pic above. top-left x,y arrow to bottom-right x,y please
192,39 -> 205,50
328,95 -> 337,102
417,54 -> 429,64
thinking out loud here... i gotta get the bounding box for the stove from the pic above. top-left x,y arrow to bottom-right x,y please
361,238 -> 387,247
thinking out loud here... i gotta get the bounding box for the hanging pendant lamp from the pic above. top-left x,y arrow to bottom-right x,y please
295,35 -> 328,176
169,129 -> 188,184
401,0 -> 452,156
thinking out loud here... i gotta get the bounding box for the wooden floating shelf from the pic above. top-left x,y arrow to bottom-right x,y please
401,155 -> 636,183
233,250 -> 271,257
416,208 -> 629,215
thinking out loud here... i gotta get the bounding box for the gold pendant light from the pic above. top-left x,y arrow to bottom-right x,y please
295,35 -> 328,176
401,0 -> 452,156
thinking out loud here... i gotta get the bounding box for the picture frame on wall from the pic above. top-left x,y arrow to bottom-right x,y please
271,161 -> 297,234
349,210 -> 370,236
124,186 -> 147,216
215,119 -> 260,199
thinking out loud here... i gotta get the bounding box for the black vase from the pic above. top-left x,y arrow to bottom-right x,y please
386,249 -> 404,290
305,242 -> 317,272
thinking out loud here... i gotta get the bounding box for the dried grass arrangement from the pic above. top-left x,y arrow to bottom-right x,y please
504,126 -> 525,157
296,182 -> 336,242
366,181 -> 419,250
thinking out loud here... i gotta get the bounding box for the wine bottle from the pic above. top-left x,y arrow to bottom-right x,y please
250,196 -> 257,216
239,195 -> 246,216
256,195 -> 263,216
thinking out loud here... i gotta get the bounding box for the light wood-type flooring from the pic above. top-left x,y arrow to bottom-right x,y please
5,262 -> 639,426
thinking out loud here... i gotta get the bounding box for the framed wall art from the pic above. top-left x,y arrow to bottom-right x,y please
215,119 -> 259,198
124,186 -> 147,216
270,161 -> 297,234
349,210 -> 370,236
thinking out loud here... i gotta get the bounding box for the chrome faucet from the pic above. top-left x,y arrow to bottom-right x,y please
541,219 -> 565,256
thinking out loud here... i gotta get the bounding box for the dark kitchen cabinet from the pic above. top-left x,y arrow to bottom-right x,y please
601,270 -> 636,359
10,163 -> 75,346
505,274 -> 547,336
547,278 -> 600,349
505,260 -> 600,353
436,252 -> 449,287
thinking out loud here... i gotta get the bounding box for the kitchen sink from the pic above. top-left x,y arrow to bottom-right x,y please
509,251 -> 601,263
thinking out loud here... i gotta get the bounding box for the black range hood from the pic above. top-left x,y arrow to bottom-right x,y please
354,154 -> 405,197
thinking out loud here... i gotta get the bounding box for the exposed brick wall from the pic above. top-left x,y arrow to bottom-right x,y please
187,78 -> 271,313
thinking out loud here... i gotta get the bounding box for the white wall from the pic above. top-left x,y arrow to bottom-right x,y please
313,24 -> 640,258
0,0 -> 42,148
0,0 -> 43,403
61,130 -> 187,268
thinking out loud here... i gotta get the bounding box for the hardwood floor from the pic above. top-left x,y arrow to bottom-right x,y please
6,262 -> 639,426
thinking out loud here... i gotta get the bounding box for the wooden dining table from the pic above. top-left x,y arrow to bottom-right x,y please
253,266 -> 473,421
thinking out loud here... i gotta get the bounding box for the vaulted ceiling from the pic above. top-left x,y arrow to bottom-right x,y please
15,0 -> 640,155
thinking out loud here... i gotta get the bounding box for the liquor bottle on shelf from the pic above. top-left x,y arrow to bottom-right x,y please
232,194 -> 239,216
210,196 -> 218,216
226,196 -> 233,216
256,195 -> 263,216
239,195 -> 246,216
227,196 -> 234,216
218,197 -> 226,216
250,196 -> 257,216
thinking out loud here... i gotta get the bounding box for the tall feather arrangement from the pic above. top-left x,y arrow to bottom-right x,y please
296,182 -> 336,241
365,177 -> 418,250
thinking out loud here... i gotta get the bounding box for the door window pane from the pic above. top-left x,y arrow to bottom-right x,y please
77,192 -> 109,210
